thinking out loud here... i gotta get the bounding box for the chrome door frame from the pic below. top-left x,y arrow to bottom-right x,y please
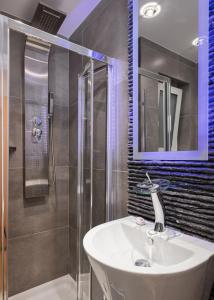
7,16 -> 112,65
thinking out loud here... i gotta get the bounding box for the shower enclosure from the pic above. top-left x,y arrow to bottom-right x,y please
0,14 -> 114,300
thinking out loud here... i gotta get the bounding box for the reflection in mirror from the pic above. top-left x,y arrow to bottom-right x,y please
133,0 -> 208,160
139,0 -> 198,152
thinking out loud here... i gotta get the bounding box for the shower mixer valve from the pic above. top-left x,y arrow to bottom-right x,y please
33,116 -> 42,127
32,116 -> 43,143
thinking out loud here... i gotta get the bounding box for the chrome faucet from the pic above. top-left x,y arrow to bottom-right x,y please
145,173 -> 165,232
136,173 -> 169,233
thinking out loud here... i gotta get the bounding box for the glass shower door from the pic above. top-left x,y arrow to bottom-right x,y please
77,59 -> 94,300
77,59 -> 108,300
0,12 -> 114,300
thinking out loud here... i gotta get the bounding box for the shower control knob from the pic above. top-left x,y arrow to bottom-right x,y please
135,217 -> 145,226
32,128 -> 43,141
32,127 -> 36,137
32,116 -> 43,143
33,116 -> 42,126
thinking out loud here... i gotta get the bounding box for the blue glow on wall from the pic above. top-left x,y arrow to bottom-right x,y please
128,0 -> 214,243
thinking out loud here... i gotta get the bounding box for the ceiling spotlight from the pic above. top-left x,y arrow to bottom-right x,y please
140,2 -> 161,18
192,37 -> 204,47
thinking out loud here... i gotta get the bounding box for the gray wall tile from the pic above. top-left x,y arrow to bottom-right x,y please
69,226 -> 77,280
9,30 -> 25,99
8,227 -> 69,296
9,97 -> 23,169
91,271 -> 103,300
69,167 -> 77,229
92,169 -> 106,227
69,102 -> 78,168
80,0 -> 128,61
178,115 -> 197,150
53,104 -> 69,166
69,52 -> 83,105
9,166 -> 69,238
93,69 -> 107,170
113,171 -> 128,219
113,63 -> 129,171
49,46 -> 69,107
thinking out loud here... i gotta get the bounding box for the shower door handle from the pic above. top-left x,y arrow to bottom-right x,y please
77,59 -> 95,300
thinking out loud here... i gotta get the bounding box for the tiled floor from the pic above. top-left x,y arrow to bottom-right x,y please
9,275 -> 77,300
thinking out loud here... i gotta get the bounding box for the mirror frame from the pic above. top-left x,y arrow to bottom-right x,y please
132,0 -> 209,160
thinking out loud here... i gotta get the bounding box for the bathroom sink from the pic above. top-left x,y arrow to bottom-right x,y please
83,216 -> 214,300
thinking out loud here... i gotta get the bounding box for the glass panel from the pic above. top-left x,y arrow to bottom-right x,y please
0,15 -> 9,300
5,17 -> 111,300
77,61 -> 108,300
91,63 -> 108,300
77,60 -> 93,300
139,74 -> 167,152
8,28 -> 76,299
139,74 -> 160,152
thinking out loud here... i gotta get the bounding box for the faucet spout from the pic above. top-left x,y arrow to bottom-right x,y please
150,189 -> 165,232
142,173 -> 166,232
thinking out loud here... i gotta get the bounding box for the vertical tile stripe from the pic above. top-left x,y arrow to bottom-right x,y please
127,0 -> 214,242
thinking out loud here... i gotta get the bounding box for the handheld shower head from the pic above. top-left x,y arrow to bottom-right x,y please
48,92 -> 54,118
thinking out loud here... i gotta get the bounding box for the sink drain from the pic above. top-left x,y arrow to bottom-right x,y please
135,259 -> 151,267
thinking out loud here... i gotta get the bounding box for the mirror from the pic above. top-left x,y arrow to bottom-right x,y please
132,0 -> 208,160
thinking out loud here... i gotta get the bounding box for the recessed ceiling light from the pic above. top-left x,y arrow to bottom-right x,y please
140,2 -> 161,19
192,37 -> 204,47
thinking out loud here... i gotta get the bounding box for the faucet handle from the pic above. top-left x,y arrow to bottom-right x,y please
135,217 -> 145,226
135,179 -> 159,194
135,182 -> 152,195
152,179 -> 170,192
136,178 -> 170,193
146,172 -> 152,183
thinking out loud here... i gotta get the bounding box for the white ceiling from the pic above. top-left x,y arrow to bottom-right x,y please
0,0 -> 102,38
139,0 -> 199,62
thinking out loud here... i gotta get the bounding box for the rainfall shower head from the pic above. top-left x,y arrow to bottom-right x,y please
31,3 -> 66,35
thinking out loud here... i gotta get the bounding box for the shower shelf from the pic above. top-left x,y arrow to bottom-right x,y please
9,144 -> 16,152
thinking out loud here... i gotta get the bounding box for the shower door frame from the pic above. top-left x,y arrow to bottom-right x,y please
77,61 -> 114,300
0,14 -> 115,300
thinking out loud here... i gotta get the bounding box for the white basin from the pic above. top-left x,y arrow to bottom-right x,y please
83,216 -> 214,300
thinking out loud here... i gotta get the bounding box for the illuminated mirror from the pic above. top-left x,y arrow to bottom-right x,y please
132,0 -> 208,160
